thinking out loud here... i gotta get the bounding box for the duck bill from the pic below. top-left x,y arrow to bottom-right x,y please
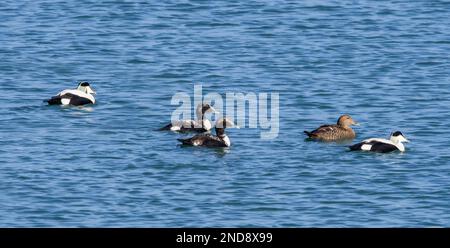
87,87 -> 96,95
353,122 -> 360,126
209,107 -> 219,114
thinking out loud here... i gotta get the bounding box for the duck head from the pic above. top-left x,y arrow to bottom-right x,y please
215,117 -> 239,137
390,131 -> 409,143
196,103 -> 219,117
77,82 -> 96,95
216,117 -> 239,129
337,114 -> 358,127
202,103 -> 219,114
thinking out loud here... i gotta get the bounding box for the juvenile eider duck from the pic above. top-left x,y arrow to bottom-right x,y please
159,103 -> 218,133
177,118 -> 239,148
45,82 -> 96,106
304,114 -> 358,141
349,131 -> 409,153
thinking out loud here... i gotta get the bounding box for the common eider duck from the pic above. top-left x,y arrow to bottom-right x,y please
45,82 -> 96,106
349,131 -> 409,153
177,118 -> 239,147
304,114 -> 358,141
159,103 -> 218,132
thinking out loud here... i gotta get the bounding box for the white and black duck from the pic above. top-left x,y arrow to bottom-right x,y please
349,131 -> 410,153
159,103 -> 218,133
177,118 -> 239,147
45,82 -> 96,106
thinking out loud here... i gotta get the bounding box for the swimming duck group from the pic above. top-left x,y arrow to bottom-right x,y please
45,83 -> 410,153
159,103 -> 239,148
304,114 -> 410,153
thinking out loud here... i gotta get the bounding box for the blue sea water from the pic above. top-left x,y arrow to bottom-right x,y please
1,0 -> 450,227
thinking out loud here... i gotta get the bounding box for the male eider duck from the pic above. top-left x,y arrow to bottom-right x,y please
304,114 -> 358,141
177,118 -> 239,148
45,82 -> 96,106
159,103 -> 218,132
349,131 -> 409,153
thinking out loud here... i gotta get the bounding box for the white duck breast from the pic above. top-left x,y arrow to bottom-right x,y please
349,131 -> 409,153
222,135 -> 231,147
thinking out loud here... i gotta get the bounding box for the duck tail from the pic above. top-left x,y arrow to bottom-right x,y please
44,96 -> 62,105
177,138 -> 190,145
158,123 -> 172,131
304,131 -> 313,137
348,143 -> 363,151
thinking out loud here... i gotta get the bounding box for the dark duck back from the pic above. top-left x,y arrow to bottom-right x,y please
177,118 -> 238,148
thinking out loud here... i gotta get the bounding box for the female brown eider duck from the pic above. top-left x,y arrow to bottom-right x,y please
349,131 -> 409,153
304,114 -> 359,141
177,118 -> 239,147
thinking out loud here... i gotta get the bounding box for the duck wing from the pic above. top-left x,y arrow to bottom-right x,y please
45,95 -> 63,105
45,90 -> 94,106
159,120 -> 201,131
178,134 -> 224,147
160,120 -> 209,133
349,139 -> 398,153
64,93 -> 94,106
304,124 -> 338,138
349,139 -> 378,151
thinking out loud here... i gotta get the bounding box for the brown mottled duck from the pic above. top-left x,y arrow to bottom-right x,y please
304,115 -> 358,141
